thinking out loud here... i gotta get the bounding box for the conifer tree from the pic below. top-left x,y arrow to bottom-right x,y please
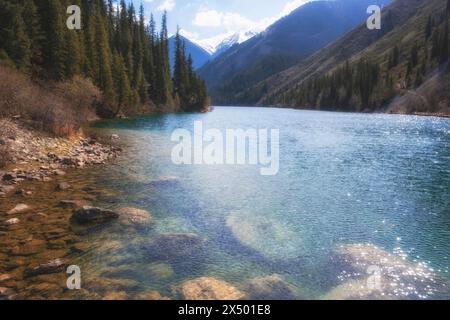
39,0 -> 67,80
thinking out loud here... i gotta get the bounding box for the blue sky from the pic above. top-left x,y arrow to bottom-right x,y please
133,0 -> 312,49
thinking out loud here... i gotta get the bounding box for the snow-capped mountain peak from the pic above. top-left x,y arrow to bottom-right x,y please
186,29 -> 261,57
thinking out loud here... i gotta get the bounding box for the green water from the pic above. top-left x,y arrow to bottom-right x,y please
1,107 -> 450,300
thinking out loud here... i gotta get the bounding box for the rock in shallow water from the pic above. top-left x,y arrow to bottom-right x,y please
71,206 -> 119,224
24,258 -> 67,278
178,277 -> 245,300
134,291 -> 170,300
144,233 -> 203,260
226,211 -> 302,260
0,274 -> 12,283
10,239 -> 46,256
0,286 -> 14,298
147,176 -> 180,187
56,182 -> 71,191
58,200 -> 91,210
243,274 -> 297,300
2,218 -> 20,226
325,243 -> 443,300
7,204 -> 31,215
102,291 -> 128,300
118,207 -> 153,228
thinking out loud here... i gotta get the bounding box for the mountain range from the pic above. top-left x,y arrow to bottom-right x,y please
254,0 -> 449,114
169,30 -> 260,70
198,0 -> 391,104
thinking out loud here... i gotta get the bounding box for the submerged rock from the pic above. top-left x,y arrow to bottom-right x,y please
24,258 -> 67,278
0,286 -> 14,298
0,274 -> 12,283
322,279 -> 386,300
58,200 -> 91,210
134,291 -> 170,300
118,207 -> 153,228
226,211 -> 302,260
145,233 -> 203,260
10,239 -> 46,256
243,274 -> 297,300
53,169 -> 66,176
71,206 -> 119,224
7,204 -> 31,215
0,185 -> 15,195
102,291 -> 128,300
85,278 -> 140,294
2,173 -> 17,181
178,277 -> 245,300
56,182 -> 71,191
147,263 -> 174,279
327,243 -> 442,300
2,218 -> 20,226
148,176 -> 180,187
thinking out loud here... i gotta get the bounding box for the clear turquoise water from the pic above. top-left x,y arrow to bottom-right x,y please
88,107 -> 450,299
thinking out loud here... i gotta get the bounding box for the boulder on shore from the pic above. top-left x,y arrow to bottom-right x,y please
71,206 -> 119,224
178,277 -> 245,300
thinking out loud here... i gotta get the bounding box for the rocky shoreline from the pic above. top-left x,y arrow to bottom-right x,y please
0,119 -> 121,198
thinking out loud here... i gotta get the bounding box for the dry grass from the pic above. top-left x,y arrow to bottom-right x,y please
0,119 -> 13,168
0,64 -> 102,137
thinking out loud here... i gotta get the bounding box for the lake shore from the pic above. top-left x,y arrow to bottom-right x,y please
0,118 -> 122,198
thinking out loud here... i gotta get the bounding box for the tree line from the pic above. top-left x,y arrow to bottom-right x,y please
0,0 -> 209,116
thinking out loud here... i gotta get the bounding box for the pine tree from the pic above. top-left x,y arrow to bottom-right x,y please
112,51 -> 132,115
425,16 -> 433,39
94,5 -> 115,106
38,0 -> 67,80
411,43 -> 419,67
10,5 -> 32,72
22,0 -> 44,76
440,18 -> 449,63
155,12 -> 174,107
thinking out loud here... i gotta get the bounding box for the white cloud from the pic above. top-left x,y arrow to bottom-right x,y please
193,1 -> 311,32
193,9 -> 223,27
188,0 -> 312,52
157,0 -> 175,12
193,10 -> 261,32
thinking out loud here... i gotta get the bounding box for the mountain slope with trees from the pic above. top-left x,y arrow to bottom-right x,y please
199,0 -> 390,105
0,0 -> 209,130
257,0 -> 449,114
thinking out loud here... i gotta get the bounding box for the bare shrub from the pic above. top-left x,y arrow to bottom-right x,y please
53,76 -> 103,122
0,65 -> 104,137
0,144 -> 11,168
0,121 -> 13,168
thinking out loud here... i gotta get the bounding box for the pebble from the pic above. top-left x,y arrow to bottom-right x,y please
7,204 -> 31,215
3,218 -> 20,226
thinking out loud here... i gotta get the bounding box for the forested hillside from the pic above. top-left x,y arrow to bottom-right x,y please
0,0 -> 209,125
199,0 -> 390,105
259,0 -> 450,114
